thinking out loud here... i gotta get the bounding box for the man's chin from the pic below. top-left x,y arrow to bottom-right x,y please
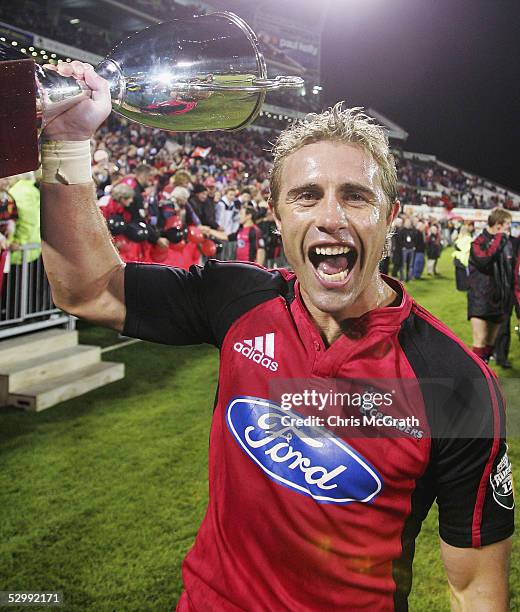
300,277 -> 358,316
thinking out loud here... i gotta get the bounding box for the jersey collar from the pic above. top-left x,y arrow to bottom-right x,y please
291,273 -> 413,340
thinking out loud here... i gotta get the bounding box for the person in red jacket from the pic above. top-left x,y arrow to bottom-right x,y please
233,205 -> 265,264
467,208 -> 514,363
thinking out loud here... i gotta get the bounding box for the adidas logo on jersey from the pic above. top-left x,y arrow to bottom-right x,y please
233,332 -> 279,372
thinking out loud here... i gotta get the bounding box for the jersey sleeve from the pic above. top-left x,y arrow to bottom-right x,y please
432,374 -> 514,548
398,310 -> 514,550
122,260 -> 288,347
470,232 -> 506,269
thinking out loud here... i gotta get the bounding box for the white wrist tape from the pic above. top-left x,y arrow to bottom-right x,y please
41,140 -> 92,185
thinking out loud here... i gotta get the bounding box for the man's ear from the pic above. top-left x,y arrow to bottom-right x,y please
388,200 -> 400,224
269,199 -> 282,232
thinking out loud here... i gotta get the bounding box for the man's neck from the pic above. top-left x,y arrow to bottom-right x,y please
300,272 -> 397,347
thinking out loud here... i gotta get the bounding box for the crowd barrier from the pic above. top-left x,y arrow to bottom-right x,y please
0,243 -> 74,340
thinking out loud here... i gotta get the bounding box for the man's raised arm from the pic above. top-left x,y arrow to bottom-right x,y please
39,61 -> 126,331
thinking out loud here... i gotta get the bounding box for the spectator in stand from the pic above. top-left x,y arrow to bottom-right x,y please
119,164 -> 156,225
100,182 -> 134,221
0,178 -> 17,251
172,170 -> 192,189
467,208 -> 514,364
5,173 -> 41,318
239,189 -> 252,206
102,183 -> 143,263
0,179 -> 18,299
216,187 -> 241,260
425,224 -> 442,276
160,186 -> 190,227
231,205 -> 265,265
452,224 -> 473,291
411,221 -> 426,279
203,176 -> 217,203
8,173 -> 41,266
92,149 -> 117,198
397,217 -> 417,282
257,207 -> 285,269
187,184 -> 219,229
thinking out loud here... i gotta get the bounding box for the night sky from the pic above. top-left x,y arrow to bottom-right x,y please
321,0 -> 520,191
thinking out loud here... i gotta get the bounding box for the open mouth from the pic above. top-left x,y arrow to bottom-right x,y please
308,244 -> 359,284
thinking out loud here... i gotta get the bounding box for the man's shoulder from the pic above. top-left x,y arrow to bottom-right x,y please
123,261 -> 295,347
400,303 -> 501,435
400,302 -> 488,380
196,261 -> 295,345
199,260 -> 293,297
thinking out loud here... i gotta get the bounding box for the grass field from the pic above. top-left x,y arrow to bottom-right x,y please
0,248 -> 518,611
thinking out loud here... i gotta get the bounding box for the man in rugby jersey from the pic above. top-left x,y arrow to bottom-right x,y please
40,61 -> 513,611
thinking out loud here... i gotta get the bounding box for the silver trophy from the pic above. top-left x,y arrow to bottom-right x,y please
36,11 -> 303,133
0,11 -> 303,177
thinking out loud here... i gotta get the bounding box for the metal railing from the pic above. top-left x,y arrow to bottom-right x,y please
0,243 -> 74,339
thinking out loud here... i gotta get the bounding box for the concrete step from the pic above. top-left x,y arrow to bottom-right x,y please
8,361 -> 125,412
0,345 -> 101,402
0,329 -> 78,367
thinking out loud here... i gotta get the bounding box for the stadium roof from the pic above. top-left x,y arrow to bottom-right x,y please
368,108 -> 408,142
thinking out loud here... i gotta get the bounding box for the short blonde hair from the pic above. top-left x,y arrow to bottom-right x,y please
111,183 -> 134,203
173,170 -> 192,186
270,102 -> 398,212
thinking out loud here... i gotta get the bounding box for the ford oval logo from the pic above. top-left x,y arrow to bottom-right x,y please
226,397 -> 383,504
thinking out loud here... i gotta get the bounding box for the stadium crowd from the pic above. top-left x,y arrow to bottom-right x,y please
2,115 -> 520,367
395,155 -> 518,211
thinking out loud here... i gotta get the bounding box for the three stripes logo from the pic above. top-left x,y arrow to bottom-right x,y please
233,332 -> 279,372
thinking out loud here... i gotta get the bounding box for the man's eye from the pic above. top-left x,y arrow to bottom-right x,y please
347,192 -> 366,202
298,192 -> 317,202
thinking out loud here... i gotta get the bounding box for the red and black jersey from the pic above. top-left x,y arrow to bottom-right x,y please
235,224 -> 264,262
123,261 -> 514,611
468,229 -> 514,320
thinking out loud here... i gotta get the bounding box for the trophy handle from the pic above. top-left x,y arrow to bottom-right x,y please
187,75 -> 304,92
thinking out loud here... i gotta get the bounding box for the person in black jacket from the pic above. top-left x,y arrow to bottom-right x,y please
187,184 -> 220,230
397,217 -> 417,282
468,208 -> 514,363
411,220 -> 426,279
425,224 -> 442,275
493,235 -> 520,367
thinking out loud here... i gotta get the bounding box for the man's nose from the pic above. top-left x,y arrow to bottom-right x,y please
315,192 -> 348,234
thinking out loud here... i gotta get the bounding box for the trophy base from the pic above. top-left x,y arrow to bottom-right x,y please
0,58 -> 39,178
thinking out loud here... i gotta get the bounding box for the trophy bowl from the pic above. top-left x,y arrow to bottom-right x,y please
36,11 -> 304,133
0,11 -> 304,177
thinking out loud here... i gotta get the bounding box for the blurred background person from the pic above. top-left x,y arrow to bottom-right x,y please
216,186 -> 241,260
411,220 -> 426,279
452,224 -> 473,291
8,172 -> 41,267
397,216 -> 417,282
257,206 -> 284,268
0,177 -> 18,301
467,208 -> 513,363
231,205 -> 265,265
426,224 -> 442,276
188,184 -> 219,230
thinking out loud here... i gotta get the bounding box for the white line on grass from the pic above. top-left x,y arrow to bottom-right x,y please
101,338 -> 142,353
